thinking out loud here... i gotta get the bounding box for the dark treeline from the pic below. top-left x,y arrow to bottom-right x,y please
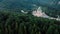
0,11 -> 60,34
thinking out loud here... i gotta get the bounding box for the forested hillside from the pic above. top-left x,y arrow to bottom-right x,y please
0,0 -> 60,34
0,0 -> 60,10
41,6 -> 60,18
0,11 -> 60,34
0,0 -> 60,18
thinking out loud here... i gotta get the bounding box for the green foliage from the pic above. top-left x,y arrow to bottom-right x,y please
0,11 -> 60,34
42,6 -> 60,18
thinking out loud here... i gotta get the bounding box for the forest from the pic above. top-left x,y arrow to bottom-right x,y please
0,10 -> 60,34
0,0 -> 60,34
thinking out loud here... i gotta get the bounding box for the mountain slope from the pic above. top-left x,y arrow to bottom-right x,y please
0,11 -> 60,34
0,0 -> 60,18
0,0 -> 60,10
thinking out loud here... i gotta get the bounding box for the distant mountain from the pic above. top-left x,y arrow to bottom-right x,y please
0,0 -> 60,10
0,0 -> 60,18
